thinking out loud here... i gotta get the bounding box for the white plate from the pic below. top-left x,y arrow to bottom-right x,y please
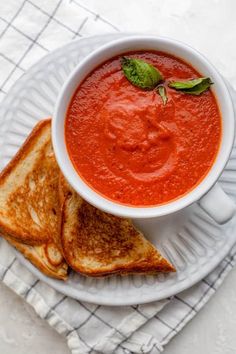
0,34 -> 236,306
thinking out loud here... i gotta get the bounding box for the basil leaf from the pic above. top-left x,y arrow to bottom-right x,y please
121,57 -> 163,90
168,77 -> 213,95
157,85 -> 168,105
169,78 -> 206,90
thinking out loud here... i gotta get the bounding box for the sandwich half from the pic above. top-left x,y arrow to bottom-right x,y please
0,119 -> 67,280
59,175 -> 175,277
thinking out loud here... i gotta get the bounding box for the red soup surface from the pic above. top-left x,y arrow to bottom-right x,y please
65,51 -> 221,206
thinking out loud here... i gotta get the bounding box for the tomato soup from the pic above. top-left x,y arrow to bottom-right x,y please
65,51 -> 221,206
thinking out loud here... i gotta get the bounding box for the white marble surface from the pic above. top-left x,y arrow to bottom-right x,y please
1,267 -> 236,354
1,0 -> 236,353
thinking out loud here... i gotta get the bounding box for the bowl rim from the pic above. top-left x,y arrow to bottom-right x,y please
52,35 -> 235,218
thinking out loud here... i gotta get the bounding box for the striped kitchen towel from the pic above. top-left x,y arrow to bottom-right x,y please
0,1 -> 236,353
0,239 -> 235,353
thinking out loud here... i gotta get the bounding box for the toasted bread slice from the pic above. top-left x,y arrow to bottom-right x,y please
3,234 -> 67,280
60,176 -> 175,277
0,119 -> 68,279
0,119 -> 60,246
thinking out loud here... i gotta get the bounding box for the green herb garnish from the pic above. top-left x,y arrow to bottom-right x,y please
168,77 -> 213,95
157,85 -> 168,105
121,57 -> 163,90
121,57 -> 213,105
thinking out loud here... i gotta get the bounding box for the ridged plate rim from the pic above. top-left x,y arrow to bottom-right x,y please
0,33 -> 236,306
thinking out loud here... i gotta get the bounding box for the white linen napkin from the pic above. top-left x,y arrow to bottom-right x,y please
0,239 -> 235,354
0,1 -> 235,353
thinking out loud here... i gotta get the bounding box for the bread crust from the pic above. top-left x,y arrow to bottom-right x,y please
0,119 -> 51,186
3,234 -> 67,280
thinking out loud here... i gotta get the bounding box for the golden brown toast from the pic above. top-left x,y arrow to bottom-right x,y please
0,119 -> 60,245
0,119 -> 68,279
59,176 -> 175,277
3,234 -> 67,280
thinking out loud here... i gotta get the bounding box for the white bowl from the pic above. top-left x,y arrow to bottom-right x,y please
52,35 -> 235,221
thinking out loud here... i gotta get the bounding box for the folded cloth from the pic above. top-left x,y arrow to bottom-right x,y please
0,1 -> 236,353
0,239 -> 235,354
